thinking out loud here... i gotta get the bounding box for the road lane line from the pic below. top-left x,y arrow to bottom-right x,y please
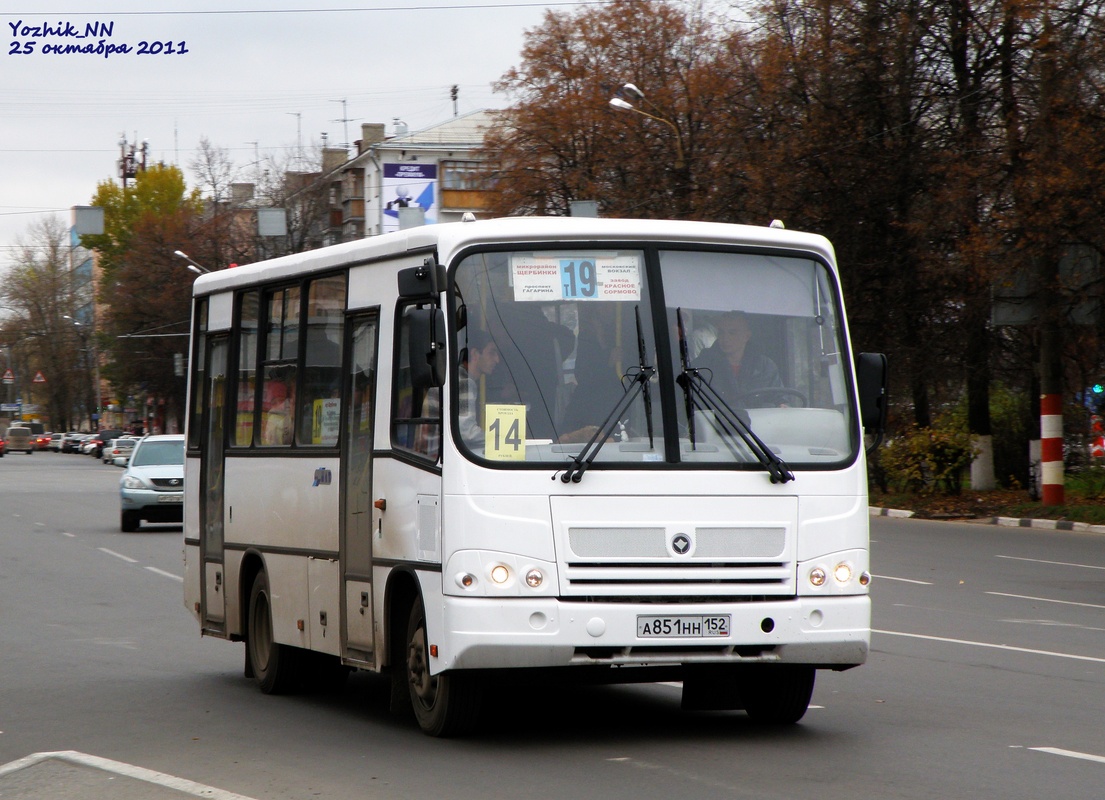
996,554 -> 1105,571
1030,747 -> 1105,765
0,750 -> 260,799
874,629 -> 1105,664
145,566 -> 183,582
98,547 -> 138,563
987,591 -> 1105,611
872,574 -> 933,585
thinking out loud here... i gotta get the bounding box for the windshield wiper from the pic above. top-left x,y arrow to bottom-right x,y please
559,306 -> 654,484
675,309 -> 794,484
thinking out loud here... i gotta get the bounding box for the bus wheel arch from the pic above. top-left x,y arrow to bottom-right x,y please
244,563 -> 302,694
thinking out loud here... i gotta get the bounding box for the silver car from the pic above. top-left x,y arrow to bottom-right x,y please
119,434 -> 184,532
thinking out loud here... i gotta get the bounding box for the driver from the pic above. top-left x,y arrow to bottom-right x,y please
695,311 -> 781,403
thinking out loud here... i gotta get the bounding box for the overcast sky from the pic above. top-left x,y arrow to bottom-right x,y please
0,1 -> 589,260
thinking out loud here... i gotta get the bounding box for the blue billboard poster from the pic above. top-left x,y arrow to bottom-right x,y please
383,163 -> 437,232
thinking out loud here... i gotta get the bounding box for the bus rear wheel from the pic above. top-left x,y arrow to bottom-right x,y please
404,599 -> 483,737
247,570 -> 301,694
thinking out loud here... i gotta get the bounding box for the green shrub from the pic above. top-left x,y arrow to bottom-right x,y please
879,419 -> 975,495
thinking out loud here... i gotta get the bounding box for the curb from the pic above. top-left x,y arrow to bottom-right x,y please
868,507 -> 915,519
990,516 -> 1105,535
869,506 -> 1105,534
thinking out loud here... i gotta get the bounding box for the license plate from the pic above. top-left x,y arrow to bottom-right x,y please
637,615 -> 731,638
158,494 -> 183,503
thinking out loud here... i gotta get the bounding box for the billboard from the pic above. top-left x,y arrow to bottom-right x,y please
382,163 -> 437,233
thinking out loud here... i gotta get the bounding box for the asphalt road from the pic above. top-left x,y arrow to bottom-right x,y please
1,451 -> 1103,799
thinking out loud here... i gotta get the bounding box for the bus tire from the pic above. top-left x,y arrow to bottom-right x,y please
405,599 -> 483,737
120,510 -> 140,533
247,570 -> 301,694
740,665 -> 815,724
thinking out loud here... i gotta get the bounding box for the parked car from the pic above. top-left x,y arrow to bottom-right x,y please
34,433 -> 51,450
86,429 -> 125,459
62,432 -> 87,453
103,437 -> 137,464
0,432 -> 6,456
6,426 -> 34,454
119,434 -> 184,532
47,433 -> 64,452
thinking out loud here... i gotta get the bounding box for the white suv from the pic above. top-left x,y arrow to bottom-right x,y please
119,435 -> 184,532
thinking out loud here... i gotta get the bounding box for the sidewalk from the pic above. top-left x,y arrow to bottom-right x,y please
869,505 -> 1105,534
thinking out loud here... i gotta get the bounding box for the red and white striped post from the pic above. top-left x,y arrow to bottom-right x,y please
1040,392 -> 1064,506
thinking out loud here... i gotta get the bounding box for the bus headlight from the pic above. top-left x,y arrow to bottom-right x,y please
801,551 -> 868,595
444,552 -> 558,596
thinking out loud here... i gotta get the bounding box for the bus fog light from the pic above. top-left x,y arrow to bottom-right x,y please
833,563 -> 853,584
490,565 -> 510,585
525,568 -> 543,588
809,567 -> 827,587
456,572 -> 477,589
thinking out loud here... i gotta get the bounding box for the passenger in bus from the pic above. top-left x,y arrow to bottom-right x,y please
456,329 -> 501,446
261,377 -> 295,445
695,311 -> 781,403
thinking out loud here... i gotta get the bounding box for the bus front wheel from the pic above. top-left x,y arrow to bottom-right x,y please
740,665 -> 816,724
404,599 -> 483,736
247,570 -> 301,694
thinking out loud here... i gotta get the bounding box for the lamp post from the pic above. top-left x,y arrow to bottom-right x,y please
608,82 -> 692,217
63,315 -> 102,431
608,83 -> 686,170
174,250 -> 211,274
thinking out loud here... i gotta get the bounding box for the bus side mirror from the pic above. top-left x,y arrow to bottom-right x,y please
398,257 -> 446,299
856,352 -> 888,436
408,307 -> 446,388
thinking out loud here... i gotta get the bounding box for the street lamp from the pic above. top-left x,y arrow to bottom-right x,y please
63,314 -> 102,431
608,83 -> 686,169
174,250 -> 211,274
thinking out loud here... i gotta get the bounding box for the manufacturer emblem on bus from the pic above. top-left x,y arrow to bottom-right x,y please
671,533 -> 692,555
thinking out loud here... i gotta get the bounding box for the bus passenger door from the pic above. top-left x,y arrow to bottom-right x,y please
341,313 -> 378,665
200,335 -> 228,634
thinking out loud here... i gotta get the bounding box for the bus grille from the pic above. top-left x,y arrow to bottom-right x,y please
561,526 -> 794,597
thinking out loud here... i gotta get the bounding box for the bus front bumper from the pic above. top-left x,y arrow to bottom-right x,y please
436,594 -> 869,672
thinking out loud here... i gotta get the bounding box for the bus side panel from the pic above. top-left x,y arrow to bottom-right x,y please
225,457 -> 340,554
224,456 -> 340,651
370,458 -> 442,565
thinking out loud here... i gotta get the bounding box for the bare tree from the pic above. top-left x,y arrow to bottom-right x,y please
0,216 -> 87,430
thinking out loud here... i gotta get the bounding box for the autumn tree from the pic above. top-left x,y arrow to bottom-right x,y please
485,0 -> 739,220
83,164 -> 204,432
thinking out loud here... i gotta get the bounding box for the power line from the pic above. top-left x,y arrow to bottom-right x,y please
11,2 -> 620,15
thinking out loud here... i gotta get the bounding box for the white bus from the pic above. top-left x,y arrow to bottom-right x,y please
184,216 -> 886,736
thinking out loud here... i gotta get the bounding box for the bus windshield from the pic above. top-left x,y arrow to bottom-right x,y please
450,245 -> 856,469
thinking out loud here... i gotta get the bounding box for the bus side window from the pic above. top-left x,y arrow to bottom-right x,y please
299,275 -> 346,446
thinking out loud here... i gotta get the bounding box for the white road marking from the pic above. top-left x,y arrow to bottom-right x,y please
145,566 -> 183,582
996,554 -> 1105,572
0,750 -> 261,799
987,591 -> 1105,611
874,629 -> 1105,664
872,574 -> 933,585
1030,747 -> 1105,765
98,547 -> 138,563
